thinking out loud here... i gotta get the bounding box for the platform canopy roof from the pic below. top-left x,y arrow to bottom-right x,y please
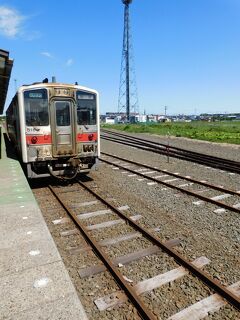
0,49 -> 13,115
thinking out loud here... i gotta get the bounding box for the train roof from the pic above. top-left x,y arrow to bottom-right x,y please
18,81 -> 98,95
0,49 -> 13,115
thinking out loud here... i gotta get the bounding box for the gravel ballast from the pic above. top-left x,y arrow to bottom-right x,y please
32,133 -> 239,319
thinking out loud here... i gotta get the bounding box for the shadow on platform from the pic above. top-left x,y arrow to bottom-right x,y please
3,133 -> 18,160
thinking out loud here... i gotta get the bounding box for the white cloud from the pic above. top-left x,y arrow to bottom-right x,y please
41,52 -> 53,58
66,58 -> 73,67
0,6 -> 25,37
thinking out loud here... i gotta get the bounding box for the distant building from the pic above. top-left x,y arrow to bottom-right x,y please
147,114 -> 158,122
105,116 -> 117,124
135,114 -> 147,123
101,111 -> 240,124
102,112 -> 148,124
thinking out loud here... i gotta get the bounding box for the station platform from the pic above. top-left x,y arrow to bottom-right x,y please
0,126 -> 88,319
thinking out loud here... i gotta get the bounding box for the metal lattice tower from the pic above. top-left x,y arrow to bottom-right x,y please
118,0 -> 139,120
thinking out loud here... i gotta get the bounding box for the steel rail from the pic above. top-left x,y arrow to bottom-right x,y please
68,182 -> 240,311
101,130 -> 240,173
101,135 -> 240,174
101,152 -> 240,197
101,130 -> 240,169
48,185 -> 157,320
101,129 -> 240,167
101,157 -> 240,214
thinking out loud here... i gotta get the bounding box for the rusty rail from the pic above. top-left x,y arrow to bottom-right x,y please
101,129 -> 240,174
101,154 -> 240,214
49,185 -> 157,320
49,182 -> 240,312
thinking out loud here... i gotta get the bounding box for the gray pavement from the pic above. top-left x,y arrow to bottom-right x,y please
0,126 -> 88,320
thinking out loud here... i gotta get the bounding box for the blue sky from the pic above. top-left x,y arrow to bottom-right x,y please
1,0 -> 240,115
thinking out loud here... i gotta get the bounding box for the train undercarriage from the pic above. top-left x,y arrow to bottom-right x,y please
25,156 -> 98,180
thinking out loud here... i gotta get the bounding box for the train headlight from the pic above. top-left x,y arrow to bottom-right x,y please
31,136 -> 38,144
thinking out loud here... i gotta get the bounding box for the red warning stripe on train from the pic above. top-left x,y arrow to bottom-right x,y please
26,133 -> 97,145
77,132 -> 98,142
26,135 -> 52,145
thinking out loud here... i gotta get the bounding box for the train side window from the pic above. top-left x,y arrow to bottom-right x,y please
24,89 -> 49,126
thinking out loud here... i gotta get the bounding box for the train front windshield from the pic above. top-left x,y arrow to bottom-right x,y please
76,91 -> 96,125
24,89 -> 49,126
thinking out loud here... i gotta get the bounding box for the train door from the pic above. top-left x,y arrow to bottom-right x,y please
51,100 -> 76,157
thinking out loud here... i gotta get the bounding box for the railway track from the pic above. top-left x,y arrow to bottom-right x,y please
33,180 -> 240,319
101,152 -> 240,215
101,129 -> 240,174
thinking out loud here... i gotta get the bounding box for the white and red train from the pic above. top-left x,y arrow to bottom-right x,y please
6,79 -> 100,179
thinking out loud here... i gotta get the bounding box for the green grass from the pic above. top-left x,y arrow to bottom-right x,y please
101,121 -> 240,144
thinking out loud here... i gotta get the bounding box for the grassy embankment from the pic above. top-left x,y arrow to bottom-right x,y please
101,121 -> 240,145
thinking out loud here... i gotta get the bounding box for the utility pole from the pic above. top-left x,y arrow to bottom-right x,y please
118,0 -> 139,121
164,106 -> 167,118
